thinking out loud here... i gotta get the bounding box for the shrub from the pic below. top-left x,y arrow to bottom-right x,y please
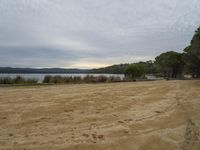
125,64 -> 144,80
43,75 -> 83,84
63,76 -> 73,83
43,75 -> 52,83
13,76 -> 26,84
83,75 -> 96,83
51,75 -> 65,83
0,77 -> 13,84
26,78 -> 38,84
0,76 -> 38,84
107,76 -> 122,82
96,75 -> 107,83
73,76 -> 82,83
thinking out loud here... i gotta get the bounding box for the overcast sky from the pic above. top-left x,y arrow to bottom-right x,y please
0,0 -> 200,68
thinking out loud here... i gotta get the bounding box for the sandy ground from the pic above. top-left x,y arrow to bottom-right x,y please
0,80 -> 200,150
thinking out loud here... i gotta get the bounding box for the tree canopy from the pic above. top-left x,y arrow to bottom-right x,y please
124,64 -> 144,80
182,26 -> 200,77
155,51 -> 183,78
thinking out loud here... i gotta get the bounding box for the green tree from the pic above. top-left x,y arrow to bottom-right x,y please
137,60 -> 156,74
155,51 -> 183,78
182,26 -> 200,77
125,64 -> 144,80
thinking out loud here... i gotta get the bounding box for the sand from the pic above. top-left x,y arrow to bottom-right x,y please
0,80 -> 200,150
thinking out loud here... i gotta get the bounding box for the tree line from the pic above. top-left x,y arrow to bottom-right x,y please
154,26 -> 200,78
94,26 -> 200,79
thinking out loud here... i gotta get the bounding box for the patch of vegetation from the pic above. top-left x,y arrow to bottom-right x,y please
182,26 -> 200,78
43,75 -> 122,84
155,51 -> 184,78
124,64 -> 145,81
0,76 -> 38,84
194,27 -> 200,38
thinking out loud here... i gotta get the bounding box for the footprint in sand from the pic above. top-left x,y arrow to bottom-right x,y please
82,133 -> 89,138
118,120 -> 125,124
92,134 -> 105,140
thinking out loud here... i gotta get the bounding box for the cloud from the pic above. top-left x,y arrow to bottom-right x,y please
0,0 -> 200,68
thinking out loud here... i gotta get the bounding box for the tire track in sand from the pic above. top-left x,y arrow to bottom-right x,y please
175,83 -> 200,150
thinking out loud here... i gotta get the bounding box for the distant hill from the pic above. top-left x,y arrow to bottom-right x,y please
91,64 -> 129,74
0,61 -> 156,74
91,61 -> 156,74
0,67 -> 90,74
0,66 -> 128,74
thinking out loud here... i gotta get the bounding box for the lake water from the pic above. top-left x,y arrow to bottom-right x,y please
0,73 -> 124,83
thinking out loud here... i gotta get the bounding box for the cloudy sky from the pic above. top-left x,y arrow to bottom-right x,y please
0,0 -> 200,68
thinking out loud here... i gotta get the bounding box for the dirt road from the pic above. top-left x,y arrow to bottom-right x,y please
0,80 -> 200,150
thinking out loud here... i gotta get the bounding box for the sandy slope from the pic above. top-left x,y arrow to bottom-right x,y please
0,80 -> 200,150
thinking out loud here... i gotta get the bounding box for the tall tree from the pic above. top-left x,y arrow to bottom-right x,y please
182,26 -> 200,77
155,51 -> 183,78
124,64 -> 144,80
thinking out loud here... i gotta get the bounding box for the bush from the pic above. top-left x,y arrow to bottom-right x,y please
125,64 -> 144,80
107,76 -> 122,82
63,76 -> 73,83
13,76 -> 26,84
43,75 -> 52,83
26,78 -> 38,84
73,76 -> 82,83
43,75 -> 66,84
83,75 -> 96,83
0,77 -> 13,84
0,76 -> 38,84
96,75 -> 107,83
51,75 -> 65,83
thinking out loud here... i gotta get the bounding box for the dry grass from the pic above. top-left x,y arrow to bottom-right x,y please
0,80 -> 200,150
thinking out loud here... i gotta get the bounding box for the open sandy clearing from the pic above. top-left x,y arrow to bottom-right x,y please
0,80 -> 200,150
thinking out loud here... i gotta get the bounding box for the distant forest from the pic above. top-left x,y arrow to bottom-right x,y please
1,26 -> 199,78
